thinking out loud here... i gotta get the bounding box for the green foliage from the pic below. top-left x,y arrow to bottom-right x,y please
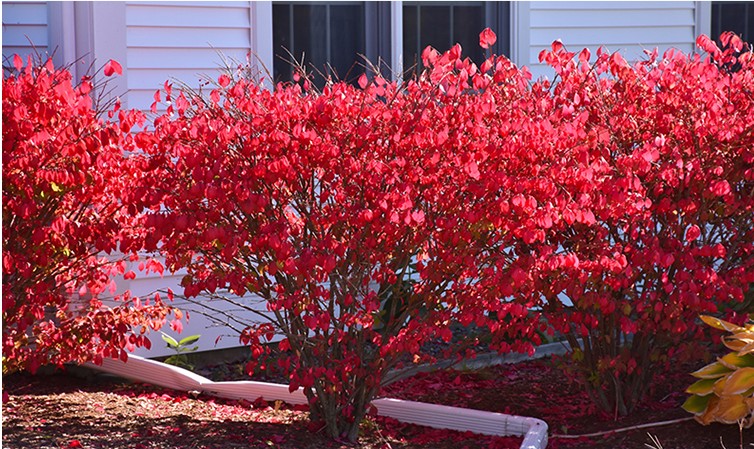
161,333 -> 200,370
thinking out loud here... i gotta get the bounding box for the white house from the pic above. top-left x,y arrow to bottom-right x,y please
2,1 -> 748,357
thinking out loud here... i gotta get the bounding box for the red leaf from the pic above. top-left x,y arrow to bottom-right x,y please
103,59 -> 123,77
170,319 -> 183,334
686,225 -> 701,242
709,180 -> 731,196
479,28 -> 497,50
466,161 -> 480,180
12,54 -> 22,71
358,73 -> 368,90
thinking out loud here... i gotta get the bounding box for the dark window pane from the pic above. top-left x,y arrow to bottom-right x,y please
420,6 -> 452,53
403,2 -> 494,78
273,2 -> 366,86
712,1 -> 754,43
403,4 -> 419,74
330,4 -> 365,83
454,4 -> 485,65
293,4 -> 328,75
272,4 -> 292,82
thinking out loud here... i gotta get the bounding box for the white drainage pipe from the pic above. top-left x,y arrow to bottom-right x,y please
87,354 -> 548,449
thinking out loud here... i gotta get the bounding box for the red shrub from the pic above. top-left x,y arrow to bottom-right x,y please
82,28 -> 752,436
2,57 -> 175,373
138,31 -> 549,441
527,34 -> 754,415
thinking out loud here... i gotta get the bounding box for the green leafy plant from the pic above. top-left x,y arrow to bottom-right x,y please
161,333 -> 200,370
683,315 -> 754,428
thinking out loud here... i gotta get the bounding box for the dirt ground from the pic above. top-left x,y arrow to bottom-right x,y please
1,370 -> 520,449
2,353 -> 751,449
382,356 -> 751,449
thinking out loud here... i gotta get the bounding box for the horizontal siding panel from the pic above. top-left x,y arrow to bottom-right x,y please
127,48 -> 250,70
530,9 -> 695,28
2,2 -> 48,25
127,4 -> 250,28
525,1 -> 698,82
530,26 -> 693,47
124,2 -> 252,111
2,1 -> 48,61
531,1 -> 694,10
129,89 -> 201,107
128,68 -> 224,89
528,43 -> 696,63
3,45 -> 47,60
127,26 -> 250,48
126,1 -> 247,8
2,24 -> 48,47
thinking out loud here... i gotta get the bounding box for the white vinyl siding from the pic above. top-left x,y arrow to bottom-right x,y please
125,1 -> 253,110
524,1 -> 698,80
118,264 -> 272,357
2,2 -> 48,62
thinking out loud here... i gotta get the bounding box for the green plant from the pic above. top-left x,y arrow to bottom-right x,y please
161,333 -> 200,370
683,315 -> 754,428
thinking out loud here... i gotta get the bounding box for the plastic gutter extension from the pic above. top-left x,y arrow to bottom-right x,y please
87,354 -> 548,449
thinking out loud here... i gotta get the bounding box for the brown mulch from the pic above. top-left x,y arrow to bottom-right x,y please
1,370 -> 520,449
382,356 -> 752,449
2,351 -> 751,449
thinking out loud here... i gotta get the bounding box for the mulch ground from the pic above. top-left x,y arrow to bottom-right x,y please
2,353 -> 751,449
382,356 -> 751,449
1,370 -> 520,449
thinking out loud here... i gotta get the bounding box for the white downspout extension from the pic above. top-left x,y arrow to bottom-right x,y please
87,354 -> 548,449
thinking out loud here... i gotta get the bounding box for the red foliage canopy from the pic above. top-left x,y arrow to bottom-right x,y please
2,58 -> 175,373
528,33 -> 754,414
135,29 -> 754,434
136,29 -> 561,440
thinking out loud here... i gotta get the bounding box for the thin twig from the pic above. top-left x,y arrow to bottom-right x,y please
550,417 -> 694,439
645,432 -> 664,449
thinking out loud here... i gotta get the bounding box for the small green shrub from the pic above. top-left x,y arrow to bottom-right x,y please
161,333 -> 200,370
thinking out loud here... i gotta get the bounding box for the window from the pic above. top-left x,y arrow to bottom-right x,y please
272,2 -> 510,84
402,2 -> 509,77
273,2 -> 391,86
711,2 -> 754,43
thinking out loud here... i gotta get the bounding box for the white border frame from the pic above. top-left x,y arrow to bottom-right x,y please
510,1 -> 530,68
695,1 -> 712,43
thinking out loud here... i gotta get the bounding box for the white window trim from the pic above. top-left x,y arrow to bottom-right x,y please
695,1 -> 712,43
510,1 -> 528,68
251,1 -> 275,83
47,2 -> 76,71
49,2 -> 128,107
391,1 -> 403,80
